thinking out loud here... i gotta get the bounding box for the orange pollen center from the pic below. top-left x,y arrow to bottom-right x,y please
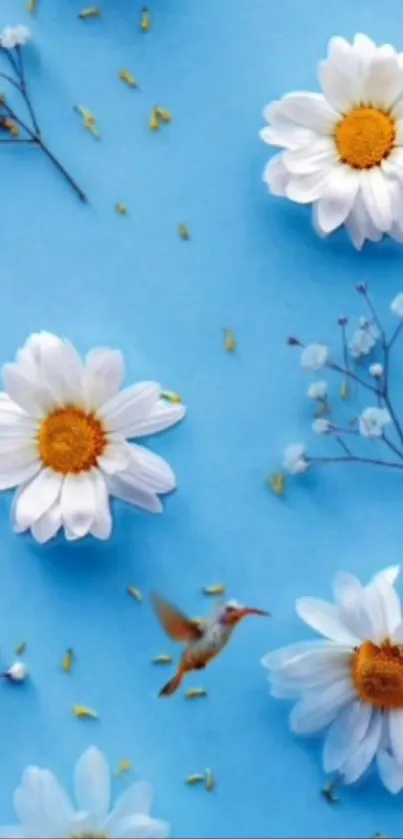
38,407 -> 107,475
335,107 -> 396,169
352,640 -> 403,710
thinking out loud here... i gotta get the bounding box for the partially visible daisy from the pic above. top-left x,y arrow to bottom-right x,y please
261,34 -> 403,249
0,332 -> 186,543
0,745 -> 170,838
283,443 -> 308,474
262,566 -> 403,793
0,25 -> 30,49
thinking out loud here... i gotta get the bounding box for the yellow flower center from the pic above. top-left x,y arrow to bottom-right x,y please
352,640 -> 403,710
38,407 -> 106,474
335,107 -> 396,169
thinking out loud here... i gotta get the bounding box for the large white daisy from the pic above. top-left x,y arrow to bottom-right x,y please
0,331 -> 186,543
0,745 -> 170,838
262,565 -> 403,793
261,34 -> 403,249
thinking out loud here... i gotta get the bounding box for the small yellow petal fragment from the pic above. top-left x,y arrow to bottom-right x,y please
1,118 -> 20,137
27,0 -> 37,12
62,648 -> 74,673
127,586 -> 143,602
119,69 -> 138,89
340,380 -> 350,400
74,106 -> 100,139
116,759 -> 132,777
178,223 -> 190,240
150,109 -> 160,131
186,688 -> 208,700
78,7 -> 101,18
224,328 -> 237,353
315,402 -> 330,418
186,774 -> 205,786
268,472 -> 285,497
115,203 -> 128,216
152,655 -> 173,665
15,641 -> 26,656
140,6 -> 151,31
205,769 -> 216,792
203,585 -> 225,596
155,106 -> 172,124
73,705 -> 98,720
161,390 -> 182,404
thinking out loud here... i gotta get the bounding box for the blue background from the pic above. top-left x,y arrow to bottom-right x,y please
1,0 -> 403,837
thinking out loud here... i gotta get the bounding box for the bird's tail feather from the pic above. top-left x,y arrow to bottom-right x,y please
159,671 -> 183,697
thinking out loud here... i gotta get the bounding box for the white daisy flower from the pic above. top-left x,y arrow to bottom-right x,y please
261,34 -> 403,249
300,344 -> 329,371
0,331 -> 186,544
261,566 -> 403,793
0,25 -> 30,49
307,380 -> 328,400
0,745 -> 170,838
369,362 -> 384,378
359,406 -> 391,438
391,293 -> 403,317
312,418 -> 331,435
283,443 -> 309,474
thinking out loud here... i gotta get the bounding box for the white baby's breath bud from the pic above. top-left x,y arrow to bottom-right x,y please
312,418 -> 331,435
391,293 -> 403,318
359,407 -> 391,439
0,25 -> 30,49
307,380 -> 328,400
5,661 -> 28,682
369,363 -> 383,378
283,443 -> 309,475
300,344 -> 329,371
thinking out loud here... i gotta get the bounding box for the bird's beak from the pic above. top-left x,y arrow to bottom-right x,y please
239,607 -> 271,618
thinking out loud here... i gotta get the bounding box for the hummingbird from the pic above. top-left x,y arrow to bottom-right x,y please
151,593 -> 270,697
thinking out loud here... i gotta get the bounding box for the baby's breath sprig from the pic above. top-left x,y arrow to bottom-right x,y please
271,285 -> 403,493
0,26 -> 87,202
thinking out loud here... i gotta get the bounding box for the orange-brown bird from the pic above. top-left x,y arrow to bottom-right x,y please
152,593 -> 270,697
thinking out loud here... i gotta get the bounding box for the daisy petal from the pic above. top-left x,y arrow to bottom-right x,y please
74,746 -> 110,821
15,468 -> 62,530
283,139 -> 337,175
117,815 -> 170,839
377,748 -> 403,794
286,166 -> 335,204
14,769 -> 52,835
296,597 -> 359,644
260,125 -> 313,149
2,364 -> 46,418
85,348 -> 125,411
361,167 -> 394,232
290,678 -> 355,734
318,60 -> 356,113
99,383 -> 160,433
279,648 -> 351,687
262,641 -> 337,671
317,166 -> 359,233
106,782 -> 153,835
61,473 -> 97,538
275,92 -> 339,133
363,49 -> 401,108
341,711 -> 383,784
39,769 -> 75,833
107,474 -> 163,513
0,460 -> 41,492
98,437 -> 131,475
0,440 -> 39,473
389,710 -> 403,766
90,470 -> 112,540
262,155 -> 290,196
129,445 -> 176,493
117,401 -> 186,440
328,36 -> 359,75
323,700 -> 372,773
31,502 -> 62,544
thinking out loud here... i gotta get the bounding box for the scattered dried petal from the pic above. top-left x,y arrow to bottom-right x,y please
73,704 -> 99,719
224,328 -> 237,353
315,402 -> 330,417
149,108 -> 160,131
186,774 -> 205,785
127,586 -> 142,602
340,380 -> 350,400
186,688 -> 208,700
161,390 -> 182,404
15,641 -> 26,656
115,203 -> 128,215
178,223 -> 190,240
268,472 -> 285,497
152,655 -> 173,665
74,105 -> 101,139
27,0 -> 37,12
62,648 -> 74,673
0,118 -> 20,138
78,7 -> 101,18
155,106 -> 172,123
321,781 -> 340,805
119,69 -> 138,89
140,6 -> 151,31
205,769 -> 216,791
203,585 -> 225,596
116,759 -> 132,777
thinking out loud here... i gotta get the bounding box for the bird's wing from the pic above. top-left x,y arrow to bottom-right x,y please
151,593 -> 204,643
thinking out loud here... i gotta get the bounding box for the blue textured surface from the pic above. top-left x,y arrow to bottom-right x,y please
2,1 -> 403,837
